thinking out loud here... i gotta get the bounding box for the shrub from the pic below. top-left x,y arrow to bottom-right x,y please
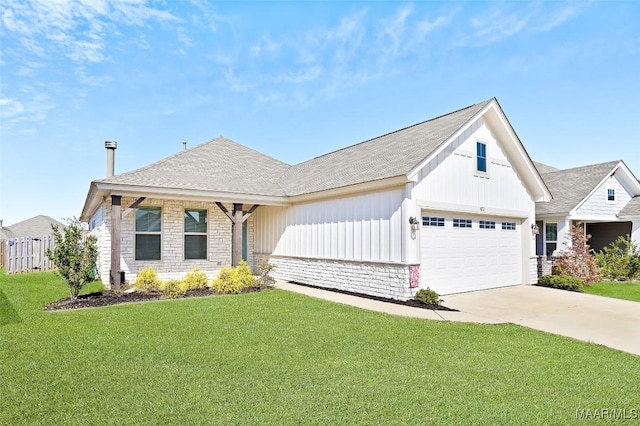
182,268 -> 209,291
536,274 -> 584,292
46,218 -> 98,300
554,223 -> 602,285
211,262 -> 257,294
257,260 -> 276,288
595,235 -> 640,281
133,267 -> 162,293
161,279 -> 187,299
414,288 -> 443,306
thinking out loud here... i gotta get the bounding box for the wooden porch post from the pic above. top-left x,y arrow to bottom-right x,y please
231,203 -> 243,266
110,195 -> 122,290
232,203 -> 243,266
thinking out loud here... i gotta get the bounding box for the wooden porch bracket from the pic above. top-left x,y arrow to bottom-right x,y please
214,202 -> 260,266
122,197 -> 147,219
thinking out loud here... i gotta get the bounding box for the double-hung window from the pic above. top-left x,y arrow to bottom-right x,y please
135,207 -> 161,260
184,209 -> 207,259
607,188 -> 616,202
476,142 -> 487,173
545,223 -> 558,257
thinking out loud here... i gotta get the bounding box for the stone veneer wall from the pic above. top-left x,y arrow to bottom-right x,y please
257,254 -> 414,301
529,256 -> 539,284
92,198 -> 257,287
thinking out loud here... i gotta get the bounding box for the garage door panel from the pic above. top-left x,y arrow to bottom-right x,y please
420,212 -> 522,295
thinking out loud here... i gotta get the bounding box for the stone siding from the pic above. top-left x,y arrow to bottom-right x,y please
259,254 -> 414,300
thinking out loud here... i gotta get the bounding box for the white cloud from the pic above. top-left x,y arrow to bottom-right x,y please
457,3 -> 587,47
0,98 -> 25,116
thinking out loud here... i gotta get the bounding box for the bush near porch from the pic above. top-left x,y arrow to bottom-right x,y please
2,270 -> 640,425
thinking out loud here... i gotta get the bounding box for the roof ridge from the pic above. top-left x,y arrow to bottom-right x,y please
98,136 -> 291,183
542,160 -> 621,176
294,98 -> 494,166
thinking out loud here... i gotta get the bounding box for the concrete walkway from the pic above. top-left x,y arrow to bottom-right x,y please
275,281 -> 640,356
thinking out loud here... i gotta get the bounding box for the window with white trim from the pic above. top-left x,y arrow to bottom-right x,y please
501,222 -> 516,230
422,216 -> 445,227
479,220 -> 496,229
545,223 -> 557,257
607,188 -> 615,202
477,142 -> 487,173
135,207 -> 161,261
453,218 -> 472,228
184,209 -> 207,260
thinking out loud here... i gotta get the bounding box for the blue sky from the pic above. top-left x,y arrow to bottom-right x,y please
1,0 -> 639,226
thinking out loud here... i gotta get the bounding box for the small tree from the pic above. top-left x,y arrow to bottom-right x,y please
554,223 -> 602,285
46,218 -> 98,300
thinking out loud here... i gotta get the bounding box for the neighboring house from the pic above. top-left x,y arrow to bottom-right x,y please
0,215 -> 65,239
535,161 -> 640,257
80,97 -> 551,299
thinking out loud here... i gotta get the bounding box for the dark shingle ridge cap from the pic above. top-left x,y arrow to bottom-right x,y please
540,160 -> 620,177
297,98 -> 494,165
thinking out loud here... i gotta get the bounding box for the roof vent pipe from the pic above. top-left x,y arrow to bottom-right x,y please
182,140 -> 187,151
105,140 -> 117,178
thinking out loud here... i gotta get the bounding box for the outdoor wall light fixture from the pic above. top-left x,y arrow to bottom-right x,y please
531,224 -> 540,235
409,216 -> 420,232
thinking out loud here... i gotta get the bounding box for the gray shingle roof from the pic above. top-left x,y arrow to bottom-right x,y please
95,99 -> 493,198
620,195 -> 640,217
1,215 -> 65,238
98,137 -> 291,197
281,99 -> 493,195
536,161 -> 620,215
533,162 -> 560,175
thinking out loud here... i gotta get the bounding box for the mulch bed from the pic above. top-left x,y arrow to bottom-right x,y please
45,282 -> 456,312
44,287 -> 263,311
289,281 -> 458,311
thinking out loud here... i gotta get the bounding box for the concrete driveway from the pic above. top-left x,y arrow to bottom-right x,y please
443,285 -> 640,356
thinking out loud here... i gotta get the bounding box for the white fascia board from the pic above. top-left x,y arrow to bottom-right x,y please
79,182 -> 101,222
289,175 -> 409,203
417,200 -> 530,219
569,214 -> 623,222
93,182 -> 292,207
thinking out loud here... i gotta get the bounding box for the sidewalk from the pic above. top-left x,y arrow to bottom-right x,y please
274,281 -> 503,324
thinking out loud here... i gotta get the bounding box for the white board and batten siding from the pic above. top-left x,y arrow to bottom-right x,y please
254,188 -> 405,263
411,117 -> 536,294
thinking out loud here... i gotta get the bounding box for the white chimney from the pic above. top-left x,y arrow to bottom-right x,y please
182,139 -> 187,151
105,140 -> 117,178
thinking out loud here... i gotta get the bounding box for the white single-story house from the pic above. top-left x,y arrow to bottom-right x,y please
534,161 -> 640,257
80,97 -> 552,299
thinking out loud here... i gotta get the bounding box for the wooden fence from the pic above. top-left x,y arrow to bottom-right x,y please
2,235 -> 56,274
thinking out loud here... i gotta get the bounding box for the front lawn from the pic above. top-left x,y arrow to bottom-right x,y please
1,271 -> 639,425
584,280 -> 640,302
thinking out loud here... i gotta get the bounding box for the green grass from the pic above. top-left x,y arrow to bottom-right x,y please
584,280 -> 640,302
1,271 -> 639,425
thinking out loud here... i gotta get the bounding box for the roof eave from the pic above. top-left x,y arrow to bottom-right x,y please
81,182 -> 292,220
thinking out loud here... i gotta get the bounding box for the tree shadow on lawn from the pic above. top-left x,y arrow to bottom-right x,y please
0,287 -> 22,325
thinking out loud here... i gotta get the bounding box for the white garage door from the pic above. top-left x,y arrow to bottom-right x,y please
420,212 -> 522,295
